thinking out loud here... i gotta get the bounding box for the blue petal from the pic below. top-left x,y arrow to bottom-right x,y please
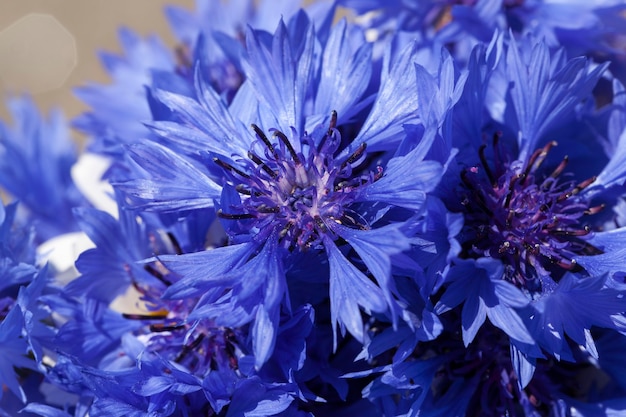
20,403 -> 74,417
492,279 -> 530,309
506,36 -> 608,161
452,34 -> 502,151
348,41 -> 421,153
0,308 -> 32,403
73,207 -> 127,261
583,226 -> 626,252
325,240 -> 388,348
161,242 -> 256,299
313,19 -> 373,126
252,305 -> 279,369
414,50 -> 467,132
487,303 -> 534,345
357,147 -> 443,210
149,85 -> 247,157
333,223 -> 411,322
230,238 -> 285,368
462,297 -> 486,346
575,248 -> 626,276
595,128 -> 626,190
226,379 -> 294,417
272,304 -> 314,373
510,343 -> 535,389
116,142 -> 221,211
242,18 -> 315,136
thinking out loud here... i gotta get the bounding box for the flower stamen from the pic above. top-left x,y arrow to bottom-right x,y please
213,113 -> 382,252
273,130 -> 301,164
460,140 -> 604,290
213,158 -> 251,179
216,209 -> 256,220
251,123 -> 278,158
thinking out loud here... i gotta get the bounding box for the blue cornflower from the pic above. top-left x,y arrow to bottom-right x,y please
436,34 -> 626,352
340,0 -> 626,73
0,97 -> 88,242
358,320 -> 626,417
115,12 -> 441,367
44,198 -> 323,416
351,33 -> 626,416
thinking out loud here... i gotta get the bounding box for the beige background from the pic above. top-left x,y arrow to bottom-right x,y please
0,0 -> 194,123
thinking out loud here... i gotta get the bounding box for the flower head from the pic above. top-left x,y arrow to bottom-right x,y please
355,32 -> 626,416
114,12 -> 443,365
45,201 -> 318,416
360,320 -> 626,417
0,97 -> 87,242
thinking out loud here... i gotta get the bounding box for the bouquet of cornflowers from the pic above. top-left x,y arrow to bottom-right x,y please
3,0 -> 626,415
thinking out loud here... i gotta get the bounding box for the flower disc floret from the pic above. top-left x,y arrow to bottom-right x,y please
123,261 -> 243,378
216,112 -> 382,251
461,139 -> 603,291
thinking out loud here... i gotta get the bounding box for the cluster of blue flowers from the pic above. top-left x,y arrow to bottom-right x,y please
3,0 -> 626,415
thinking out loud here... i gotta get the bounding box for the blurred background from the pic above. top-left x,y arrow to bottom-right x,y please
0,0 -> 194,121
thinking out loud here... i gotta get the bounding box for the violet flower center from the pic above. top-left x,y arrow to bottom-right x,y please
460,139 -> 603,290
216,112 -> 382,252
123,265 -> 242,377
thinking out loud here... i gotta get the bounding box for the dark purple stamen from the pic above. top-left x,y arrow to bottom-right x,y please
149,323 -> 186,332
214,113 -> 382,252
143,264 -> 172,286
122,313 -> 169,320
248,151 -> 278,178
167,232 -> 183,256
252,123 -> 278,158
216,209 -> 256,220
341,143 -> 367,169
274,130 -> 301,164
213,158 -> 251,179
175,333 -> 206,363
461,139 -> 603,290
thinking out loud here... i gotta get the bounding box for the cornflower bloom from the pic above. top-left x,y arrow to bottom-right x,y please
116,12 -> 442,368
38,203 -> 317,416
355,34 -> 626,416
0,97 -> 87,242
437,35 -> 626,353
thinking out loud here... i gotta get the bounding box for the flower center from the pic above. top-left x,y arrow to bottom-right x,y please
123,260 -> 242,377
460,138 -> 603,290
216,112 -> 382,252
